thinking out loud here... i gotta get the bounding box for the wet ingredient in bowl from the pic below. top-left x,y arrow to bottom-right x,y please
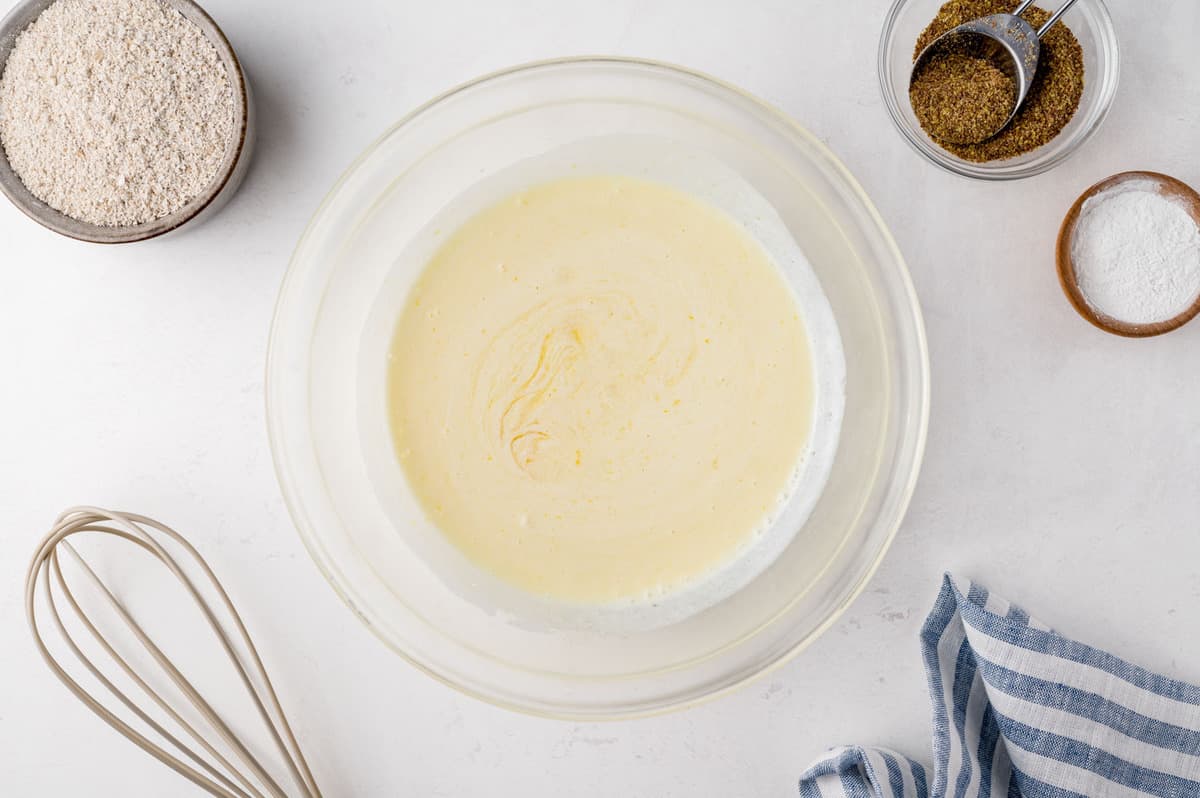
1071,180 -> 1200,326
913,0 -> 1084,162
387,175 -> 816,605
0,0 -> 235,227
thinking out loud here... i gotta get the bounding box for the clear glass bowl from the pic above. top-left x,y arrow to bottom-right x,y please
879,0 -> 1120,180
266,58 -> 929,719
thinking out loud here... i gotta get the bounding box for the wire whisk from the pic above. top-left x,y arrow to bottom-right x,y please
25,507 -> 322,798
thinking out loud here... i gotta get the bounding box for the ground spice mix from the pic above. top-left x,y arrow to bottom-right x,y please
912,0 -> 1084,162
910,50 -> 1017,145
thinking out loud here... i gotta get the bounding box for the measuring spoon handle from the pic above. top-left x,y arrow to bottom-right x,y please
1038,0 -> 1083,37
1012,0 -> 1083,38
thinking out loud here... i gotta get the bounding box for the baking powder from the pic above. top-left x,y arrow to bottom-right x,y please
1071,179 -> 1200,325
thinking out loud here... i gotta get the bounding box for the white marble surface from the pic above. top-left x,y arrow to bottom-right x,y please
2,0 -> 1198,795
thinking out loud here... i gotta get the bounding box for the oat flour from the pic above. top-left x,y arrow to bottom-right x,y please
0,0 -> 235,227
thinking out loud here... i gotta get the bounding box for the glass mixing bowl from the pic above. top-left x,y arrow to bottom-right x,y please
879,0 -> 1120,180
267,58 -> 929,719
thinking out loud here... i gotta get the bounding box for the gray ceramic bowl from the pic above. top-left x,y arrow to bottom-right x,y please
0,0 -> 253,243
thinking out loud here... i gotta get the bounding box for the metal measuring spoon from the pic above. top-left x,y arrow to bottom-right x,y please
910,0 -> 1082,144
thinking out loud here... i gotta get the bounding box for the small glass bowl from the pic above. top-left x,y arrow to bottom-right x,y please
878,0 -> 1120,180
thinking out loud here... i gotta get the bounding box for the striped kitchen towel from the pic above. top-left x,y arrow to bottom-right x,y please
799,574 -> 1200,797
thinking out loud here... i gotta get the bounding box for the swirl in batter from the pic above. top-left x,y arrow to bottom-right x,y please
387,175 -> 815,604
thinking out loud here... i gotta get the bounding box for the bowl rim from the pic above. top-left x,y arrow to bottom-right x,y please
877,0 -> 1121,182
0,0 -> 250,243
267,55 -> 931,719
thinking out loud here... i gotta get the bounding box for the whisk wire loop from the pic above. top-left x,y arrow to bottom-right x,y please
26,508 -> 322,798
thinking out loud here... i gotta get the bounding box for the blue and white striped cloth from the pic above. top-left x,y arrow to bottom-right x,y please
800,574 -> 1200,798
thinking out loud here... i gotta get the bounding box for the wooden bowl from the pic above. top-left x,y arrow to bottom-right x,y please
0,0 -> 253,243
1057,170 -> 1200,338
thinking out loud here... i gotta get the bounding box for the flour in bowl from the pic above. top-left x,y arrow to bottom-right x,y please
0,0 -> 235,227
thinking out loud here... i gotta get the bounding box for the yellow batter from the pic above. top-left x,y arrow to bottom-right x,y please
387,175 -> 814,604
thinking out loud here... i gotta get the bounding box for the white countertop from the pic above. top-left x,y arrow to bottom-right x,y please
2,0 -> 1198,795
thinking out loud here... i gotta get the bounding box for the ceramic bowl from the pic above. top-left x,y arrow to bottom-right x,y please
0,0 -> 253,243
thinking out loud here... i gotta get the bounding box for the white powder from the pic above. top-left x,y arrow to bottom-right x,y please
1071,179 -> 1200,325
0,0 -> 235,227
